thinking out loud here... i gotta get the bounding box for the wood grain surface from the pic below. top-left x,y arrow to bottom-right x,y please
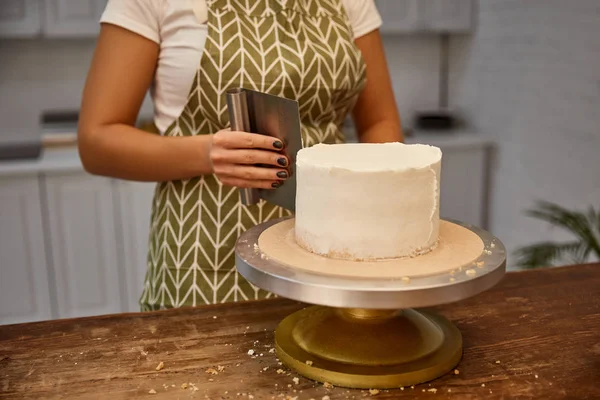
1,264 -> 599,400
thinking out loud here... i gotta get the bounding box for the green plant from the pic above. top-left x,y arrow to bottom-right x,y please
514,201 -> 600,269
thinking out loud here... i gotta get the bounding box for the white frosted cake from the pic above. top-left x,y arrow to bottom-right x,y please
294,142 -> 442,261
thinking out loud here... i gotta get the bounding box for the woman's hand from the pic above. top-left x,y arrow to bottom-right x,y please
209,129 -> 289,189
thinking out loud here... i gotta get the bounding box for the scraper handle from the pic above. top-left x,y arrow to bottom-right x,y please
226,88 -> 261,206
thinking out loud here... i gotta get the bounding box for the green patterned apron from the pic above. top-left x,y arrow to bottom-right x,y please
140,0 -> 367,310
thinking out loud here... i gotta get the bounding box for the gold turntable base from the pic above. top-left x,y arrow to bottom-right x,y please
275,306 -> 462,389
235,217 -> 506,389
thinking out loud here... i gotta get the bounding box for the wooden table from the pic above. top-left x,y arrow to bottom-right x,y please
1,264 -> 598,399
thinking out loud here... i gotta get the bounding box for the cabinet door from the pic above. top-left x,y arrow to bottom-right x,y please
438,146 -> 487,228
43,0 -> 107,37
0,176 -> 52,325
375,0 -> 423,34
0,0 -> 42,38
115,181 -> 156,312
43,173 -> 122,318
423,0 -> 474,33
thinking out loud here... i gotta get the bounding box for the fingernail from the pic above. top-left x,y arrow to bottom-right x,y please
273,140 -> 283,149
272,182 -> 281,188
277,171 -> 288,179
277,157 -> 287,166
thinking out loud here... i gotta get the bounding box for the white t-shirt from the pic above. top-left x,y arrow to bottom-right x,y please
100,0 -> 382,134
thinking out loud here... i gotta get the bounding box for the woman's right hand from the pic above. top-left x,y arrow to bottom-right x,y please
209,129 -> 289,189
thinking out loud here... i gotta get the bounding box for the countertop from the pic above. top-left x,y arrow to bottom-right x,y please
0,131 -> 494,177
0,264 -> 598,399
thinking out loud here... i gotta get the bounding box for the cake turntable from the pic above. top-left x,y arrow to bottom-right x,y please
235,217 -> 506,389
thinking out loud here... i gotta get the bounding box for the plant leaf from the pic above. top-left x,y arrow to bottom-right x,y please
524,201 -> 600,259
514,241 -> 582,269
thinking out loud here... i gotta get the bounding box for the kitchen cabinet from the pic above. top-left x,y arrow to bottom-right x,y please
0,176 -> 52,325
43,0 -> 107,37
0,0 -> 42,38
437,144 -> 488,228
376,0 -> 421,34
115,180 -> 156,312
0,0 -> 106,38
423,0 -> 474,32
43,172 -> 123,319
376,0 -> 475,34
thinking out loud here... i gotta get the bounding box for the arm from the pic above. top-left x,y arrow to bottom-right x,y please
351,29 -> 404,143
78,24 -> 287,187
78,24 -> 213,182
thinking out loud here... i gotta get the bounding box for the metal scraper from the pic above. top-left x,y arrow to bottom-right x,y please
226,88 -> 303,212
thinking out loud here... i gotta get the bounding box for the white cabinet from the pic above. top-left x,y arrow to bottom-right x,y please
0,176 -> 52,325
43,0 -> 107,37
0,0 -> 106,38
376,0 -> 475,34
0,0 -> 42,37
0,165 -> 157,324
43,172 -> 123,318
437,145 -> 488,228
423,0 -> 474,32
115,181 -> 156,312
377,0 -> 421,34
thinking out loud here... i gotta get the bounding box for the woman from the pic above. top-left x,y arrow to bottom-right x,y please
78,0 -> 403,310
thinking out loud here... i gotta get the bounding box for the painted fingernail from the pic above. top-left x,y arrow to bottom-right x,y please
272,181 -> 281,188
277,171 -> 288,179
277,157 -> 287,166
273,140 -> 283,149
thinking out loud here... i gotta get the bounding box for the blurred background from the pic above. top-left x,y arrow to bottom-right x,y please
1,0 -> 599,324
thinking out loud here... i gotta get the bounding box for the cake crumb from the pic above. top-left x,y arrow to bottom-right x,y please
322,396 -> 331,400
535,374 -> 538,379
155,362 -> 164,371
454,369 -> 460,375
305,360 -> 313,366
323,382 -> 334,389
476,261 -> 485,267
269,348 -> 276,353
495,360 -> 501,364
148,389 -> 157,394
293,377 -> 299,385
369,388 -> 380,395
466,269 -> 476,276
428,388 -> 437,393
277,369 -> 285,374
401,276 -> 410,283
481,383 -> 486,387
248,349 -> 255,356
181,383 -> 188,390
217,365 -> 225,372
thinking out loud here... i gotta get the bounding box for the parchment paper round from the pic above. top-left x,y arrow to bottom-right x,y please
257,219 -> 484,279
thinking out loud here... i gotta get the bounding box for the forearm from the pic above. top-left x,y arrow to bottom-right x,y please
78,124 -> 213,182
356,119 -> 404,143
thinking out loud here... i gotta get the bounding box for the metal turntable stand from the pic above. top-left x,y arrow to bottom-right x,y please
235,217 -> 506,389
